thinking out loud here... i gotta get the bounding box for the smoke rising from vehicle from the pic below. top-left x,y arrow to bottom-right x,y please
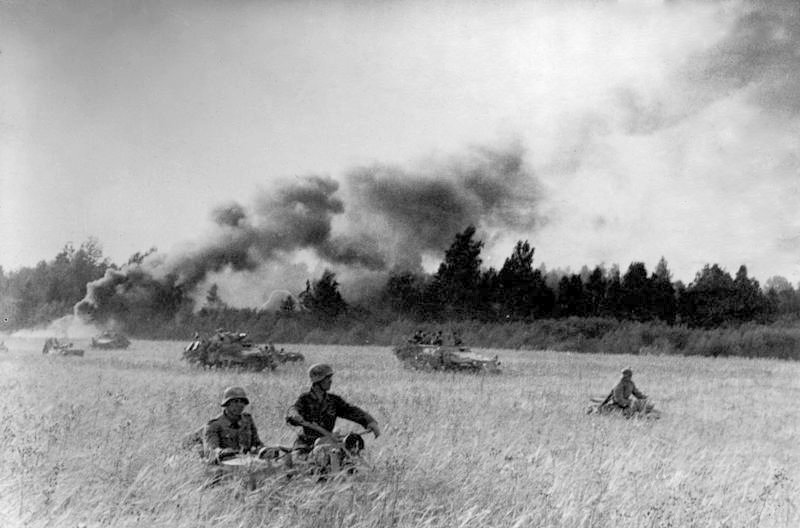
75,144 -> 543,321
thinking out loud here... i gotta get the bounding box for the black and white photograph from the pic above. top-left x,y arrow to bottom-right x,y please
1,1 -> 798,526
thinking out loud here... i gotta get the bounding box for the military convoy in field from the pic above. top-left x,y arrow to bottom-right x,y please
182,330 -> 304,371
91,331 -> 131,350
42,337 -> 84,357
394,330 -> 500,374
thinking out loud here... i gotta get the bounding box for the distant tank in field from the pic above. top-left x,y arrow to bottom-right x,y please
393,342 -> 501,374
182,331 -> 303,371
42,337 -> 84,357
91,331 -> 130,350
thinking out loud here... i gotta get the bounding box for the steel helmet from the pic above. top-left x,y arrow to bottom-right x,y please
220,386 -> 249,406
308,363 -> 334,383
621,368 -> 633,377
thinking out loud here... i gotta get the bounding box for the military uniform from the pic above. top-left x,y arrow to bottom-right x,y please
612,378 -> 646,408
287,390 -> 375,452
204,411 -> 264,458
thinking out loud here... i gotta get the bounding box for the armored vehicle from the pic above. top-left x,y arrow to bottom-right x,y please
262,343 -> 305,363
393,343 -> 501,373
183,331 -> 303,371
91,331 -> 130,350
42,337 -> 84,357
183,331 -> 277,371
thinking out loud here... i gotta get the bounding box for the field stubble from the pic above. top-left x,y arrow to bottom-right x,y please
1,338 -> 798,528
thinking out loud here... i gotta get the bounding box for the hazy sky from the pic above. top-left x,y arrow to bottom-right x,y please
2,0 -> 799,291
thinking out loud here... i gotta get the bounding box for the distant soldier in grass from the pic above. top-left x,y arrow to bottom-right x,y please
610,368 -> 648,415
204,386 -> 268,463
286,363 -> 381,454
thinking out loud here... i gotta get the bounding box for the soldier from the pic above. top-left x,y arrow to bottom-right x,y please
204,386 -> 268,463
411,330 -> 424,344
286,363 -> 381,454
611,368 -> 648,414
432,330 -> 443,346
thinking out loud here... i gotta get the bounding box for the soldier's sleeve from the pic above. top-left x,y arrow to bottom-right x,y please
286,394 -> 310,425
631,382 -> 646,399
204,419 -> 221,451
330,394 -> 375,428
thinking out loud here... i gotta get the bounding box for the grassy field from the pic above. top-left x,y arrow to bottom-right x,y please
1,337 -> 798,528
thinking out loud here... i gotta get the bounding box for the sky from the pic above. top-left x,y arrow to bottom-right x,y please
2,0 -> 799,305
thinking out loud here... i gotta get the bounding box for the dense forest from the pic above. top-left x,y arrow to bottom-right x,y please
3,228 -> 800,359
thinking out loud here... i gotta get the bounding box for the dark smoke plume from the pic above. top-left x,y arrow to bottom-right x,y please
698,1 -> 800,115
75,144 -> 543,322
344,143 -> 541,270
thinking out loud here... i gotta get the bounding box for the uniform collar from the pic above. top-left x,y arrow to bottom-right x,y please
222,410 -> 244,423
310,384 -> 327,401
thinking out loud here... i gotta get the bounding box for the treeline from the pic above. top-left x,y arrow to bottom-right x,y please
3,229 -> 800,360
0,239 -> 113,328
374,226 -> 796,329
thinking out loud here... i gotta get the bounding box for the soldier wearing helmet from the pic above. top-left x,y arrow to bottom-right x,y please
611,368 -> 647,412
286,363 -> 381,453
204,386 -> 266,463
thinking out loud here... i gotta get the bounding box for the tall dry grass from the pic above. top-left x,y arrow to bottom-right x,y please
1,337 -> 798,527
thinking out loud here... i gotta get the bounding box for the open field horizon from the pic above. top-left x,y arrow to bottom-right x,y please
2,338 -> 798,527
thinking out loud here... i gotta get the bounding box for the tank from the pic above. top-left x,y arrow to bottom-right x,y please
393,343 -> 501,374
91,331 -> 130,349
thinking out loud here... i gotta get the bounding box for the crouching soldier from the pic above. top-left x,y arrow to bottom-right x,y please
286,363 -> 381,455
612,368 -> 648,416
204,386 -> 268,463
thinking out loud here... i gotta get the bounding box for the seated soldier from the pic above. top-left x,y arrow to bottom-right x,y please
204,386 -> 268,463
286,364 -> 380,454
612,368 -> 648,414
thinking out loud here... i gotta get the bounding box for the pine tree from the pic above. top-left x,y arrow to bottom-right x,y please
426,226 -> 484,318
279,295 -> 296,313
679,264 -> 736,328
651,257 -> 677,324
621,262 -> 653,321
497,240 -> 536,319
385,271 -> 425,315
585,266 -> 607,317
301,270 -> 347,319
205,283 -> 224,310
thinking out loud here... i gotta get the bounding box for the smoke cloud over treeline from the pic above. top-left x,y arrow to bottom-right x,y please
76,145 -> 543,322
